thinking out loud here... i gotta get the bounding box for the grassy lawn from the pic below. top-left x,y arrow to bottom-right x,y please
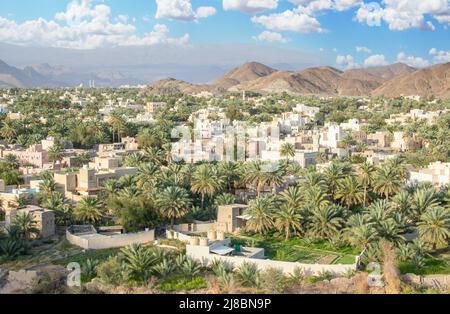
399,248 -> 450,275
53,248 -> 121,267
229,234 -> 359,265
155,276 -> 208,292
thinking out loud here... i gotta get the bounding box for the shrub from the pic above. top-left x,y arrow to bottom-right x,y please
153,258 -> 176,278
96,256 -> 126,286
260,268 -> 288,293
235,261 -> 260,288
156,276 -> 207,292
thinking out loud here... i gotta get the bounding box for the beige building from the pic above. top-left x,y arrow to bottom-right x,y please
54,166 -> 139,198
409,162 -> 450,187
216,204 -> 249,233
1,144 -> 49,168
6,205 -> 55,239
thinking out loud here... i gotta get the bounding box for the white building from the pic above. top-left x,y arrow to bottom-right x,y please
409,162 -> 450,187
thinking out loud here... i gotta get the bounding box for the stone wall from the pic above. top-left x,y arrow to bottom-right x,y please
66,229 -> 155,250
401,273 -> 450,290
186,244 -> 357,276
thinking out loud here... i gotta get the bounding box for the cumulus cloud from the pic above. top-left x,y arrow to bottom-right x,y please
293,0 -> 362,15
336,54 -> 359,69
429,48 -> 450,63
0,0 -> 189,49
356,46 -> 372,53
251,9 -> 324,33
223,0 -> 279,14
252,31 -> 288,43
364,54 -> 388,67
397,52 -> 431,67
155,0 -> 216,21
355,0 -> 450,31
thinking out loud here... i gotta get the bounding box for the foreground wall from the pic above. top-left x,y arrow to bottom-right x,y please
66,229 -> 155,250
186,245 -> 357,276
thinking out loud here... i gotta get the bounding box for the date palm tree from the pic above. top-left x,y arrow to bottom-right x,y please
411,187 -> 440,220
214,193 -> 236,206
218,161 -> 240,192
47,144 -> 64,165
246,195 -> 277,235
156,186 -> 192,226
373,165 -> 402,200
120,244 -> 156,283
243,161 -> 267,196
12,211 -> 40,240
308,205 -> 344,239
191,164 -> 224,210
280,143 -> 295,162
335,176 -> 364,209
74,196 -> 104,225
358,162 -> 376,205
417,207 -> 450,250
274,204 -> 303,240
280,186 -> 303,209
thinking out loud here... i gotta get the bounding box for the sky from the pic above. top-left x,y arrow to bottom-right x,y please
0,0 -> 450,70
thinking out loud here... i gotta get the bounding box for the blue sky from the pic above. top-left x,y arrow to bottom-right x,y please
0,0 -> 449,69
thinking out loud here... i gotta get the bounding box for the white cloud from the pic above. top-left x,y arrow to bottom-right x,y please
251,9 -> 324,33
356,0 -> 450,31
429,48 -> 450,63
0,0 -> 189,49
356,46 -> 372,53
252,31 -> 288,43
155,0 -> 216,21
336,54 -> 359,69
364,54 -> 388,67
196,7 -> 217,19
397,52 -> 430,67
223,0 -> 278,14
293,0 -> 362,15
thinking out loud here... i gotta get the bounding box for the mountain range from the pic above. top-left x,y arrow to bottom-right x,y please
1,57 -> 449,98
146,61 -> 450,98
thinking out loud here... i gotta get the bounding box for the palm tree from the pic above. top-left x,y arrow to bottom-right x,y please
323,163 -> 347,198
191,164 -> 224,209
373,165 -> 402,200
344,224 -> 378,249
280,143 -> 295,162
308,205 -> 344,239
262,164 -> 284,194
335,176 -> 364,209
243,161 -> 266,195
74,196 -> 104,224
246,195 -> 276,234
156,186 -> 192,226
391,191 -> 412,216
274,204 -> 303,240
0,119 -> 17,140
280,186 -> 303,208
411,187 -> 440,220
417,207 -> 450,250
214,193 -> 236,206
136,163 -> 160,188
358,162 -> 376,205
218,161 -> 239,192
12,211 -> 40,240
124,152 -> 146,167
39,178 -> 57,196
120,244 -> 156,283
47,144 -> 64,165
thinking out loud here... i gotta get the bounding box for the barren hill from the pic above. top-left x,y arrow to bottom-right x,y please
372,63 -> 450,98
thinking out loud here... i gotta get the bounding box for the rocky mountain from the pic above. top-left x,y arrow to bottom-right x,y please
343,63 -> 416,82
147,61 -> 437,97
145,78 -> 212,95
0,59 -> 57,87
212,62 -> 277,91
0,59 -> 144,88
372,62 -> 450,98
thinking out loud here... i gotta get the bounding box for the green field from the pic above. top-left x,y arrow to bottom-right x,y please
229,234 -> 359,265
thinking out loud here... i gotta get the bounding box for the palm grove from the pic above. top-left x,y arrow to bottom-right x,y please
0,89 -> 449,274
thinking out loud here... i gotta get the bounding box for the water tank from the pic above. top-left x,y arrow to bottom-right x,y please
190,237 -> 200,246
199,237 -> 209,247
207,230 -> 217,241
216,231 -> 225,241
